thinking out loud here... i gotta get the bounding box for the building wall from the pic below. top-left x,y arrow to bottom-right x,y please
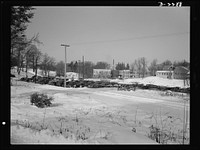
130,71 -> 140,78
156,71 -> 173,79
93,69 -> 111,78
156,66 -> 189,80
111,70 -> 119,78
119,70 -> 130,79
66,72 -> 79,79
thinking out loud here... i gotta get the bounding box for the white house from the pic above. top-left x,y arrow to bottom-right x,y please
65,72 -> 79,80
156,66 -> 189,80
48,71 -> 57,77
156,70 -> 174,79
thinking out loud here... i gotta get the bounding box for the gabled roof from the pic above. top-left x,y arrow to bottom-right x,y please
156,70 -> 172,73
174,66 -> 189,72
93,69 -> 111,71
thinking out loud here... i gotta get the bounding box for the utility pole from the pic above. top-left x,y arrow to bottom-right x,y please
61,44 -> 70,87
78,60 -> 80,80
183,99 -> 186,144
82,56 -> 84,79
113,59 -> 114,70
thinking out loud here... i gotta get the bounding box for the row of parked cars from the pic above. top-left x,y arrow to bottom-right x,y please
20,76 -> 53,84
117,82 -> 190,93
20,75 -> 119,88
117,84 -> 137,91
19,75 -> 190,93
135,83 -> 190,93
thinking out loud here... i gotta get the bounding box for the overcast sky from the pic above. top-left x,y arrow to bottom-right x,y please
26,6 -> 190,65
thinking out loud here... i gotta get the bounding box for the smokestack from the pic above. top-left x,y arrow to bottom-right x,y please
113,59 -> 114,70
82,56 -> 84,79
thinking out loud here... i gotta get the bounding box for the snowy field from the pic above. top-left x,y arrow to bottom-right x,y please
111,77 -> 189,88
10,70 -> 190,144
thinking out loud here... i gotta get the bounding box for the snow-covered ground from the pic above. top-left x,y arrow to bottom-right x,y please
11,81 -> 159,144
110,76 -> 189,88
85,76 -> 189,88
10,69 -> 190,144
10,80 -> 189,144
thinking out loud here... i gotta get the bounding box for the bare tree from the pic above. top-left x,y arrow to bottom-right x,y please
40,53 -> 49,76
94,61 -> 110,69
162,60 -> 172,66
24,44 -> 37,78
84,61 -> 95,78
47,57 -> 56,77
34,49 -> 42,82
11,33 -> 43,76
27,44 -> 38,72
126,63 -> 130,70
40,53 -> 56,77
149,59 -> 158,76
135,59 -> 142,78
173,60 -> 189,69
130,60 -> 136,72
55,61 -> 65,76
14,43 -> 27,75
131,58 -> 147,78
116,62 -> 131,70
140,57 -> 148,78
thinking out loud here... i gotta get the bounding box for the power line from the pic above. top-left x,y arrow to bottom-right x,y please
71,32 -> 189,46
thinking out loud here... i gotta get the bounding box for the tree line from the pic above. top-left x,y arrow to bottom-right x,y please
11,6 -> 189,79
11,6 -> 42,77
36,58 -> 189,79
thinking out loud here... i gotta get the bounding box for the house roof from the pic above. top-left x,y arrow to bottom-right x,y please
93,69 -> 111,72
174,66 -> 189,72
119,70 -> 130,72
156,70 -> 173,73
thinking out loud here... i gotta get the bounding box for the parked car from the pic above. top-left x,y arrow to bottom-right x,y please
48,80 -> 57,86
37,77 -> 51,84
20,77 -> 26,81
11,74 -> 15,77
56,79 -> 64,87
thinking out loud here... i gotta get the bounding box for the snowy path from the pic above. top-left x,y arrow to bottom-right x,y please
86,90 -> 189,110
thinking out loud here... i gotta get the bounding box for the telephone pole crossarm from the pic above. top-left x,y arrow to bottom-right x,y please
61,44 -> 70,87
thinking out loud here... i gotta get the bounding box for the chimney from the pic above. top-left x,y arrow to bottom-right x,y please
113,59 -> 114,70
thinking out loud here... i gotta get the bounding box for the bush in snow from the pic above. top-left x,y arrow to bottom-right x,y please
30,92 -> 54,108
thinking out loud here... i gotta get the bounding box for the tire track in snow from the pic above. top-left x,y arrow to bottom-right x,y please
87,91 -> 189,110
